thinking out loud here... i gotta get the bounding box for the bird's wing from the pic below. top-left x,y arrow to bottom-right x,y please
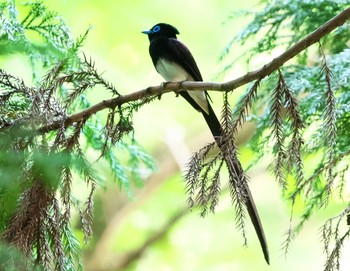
165,38 -> 213,114
167,38 -> 203,81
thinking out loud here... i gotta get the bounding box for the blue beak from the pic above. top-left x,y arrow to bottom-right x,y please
142,30 -> 152,34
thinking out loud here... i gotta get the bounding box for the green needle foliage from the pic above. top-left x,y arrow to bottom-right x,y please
0,1 -> 72,77
220,0 -> 350,269
0,1 -> 155,270
1,0 -> 349,270
222,0 -> 350,66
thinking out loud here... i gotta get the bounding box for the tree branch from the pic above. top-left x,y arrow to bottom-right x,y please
111,209 -> 187,271
39,7 -> 350,134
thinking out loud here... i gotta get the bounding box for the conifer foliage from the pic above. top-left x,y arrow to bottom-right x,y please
222,1 -> 350,270
0,2 -> 154,270
0,1 -> 350,270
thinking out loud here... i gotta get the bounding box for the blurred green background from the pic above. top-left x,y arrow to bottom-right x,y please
6,0 -> 350,270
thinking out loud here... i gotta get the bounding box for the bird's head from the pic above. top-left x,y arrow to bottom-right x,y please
142,23 -> 179,42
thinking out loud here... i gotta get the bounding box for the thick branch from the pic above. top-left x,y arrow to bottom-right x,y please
39,7 -> 350,133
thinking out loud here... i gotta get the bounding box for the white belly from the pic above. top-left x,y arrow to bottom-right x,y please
156,58 -> 209,114
156,58 -> 189,81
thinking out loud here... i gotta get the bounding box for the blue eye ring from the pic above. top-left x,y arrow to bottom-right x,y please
153,25 -> 160,33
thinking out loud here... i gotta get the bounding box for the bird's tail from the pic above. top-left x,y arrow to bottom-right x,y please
201,103 -> 270,264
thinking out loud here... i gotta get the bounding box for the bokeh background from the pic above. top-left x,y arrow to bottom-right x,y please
6,0 -> 350,270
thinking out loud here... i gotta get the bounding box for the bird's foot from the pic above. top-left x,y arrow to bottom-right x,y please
174,80 -> 187,97
161,81 -> 171,88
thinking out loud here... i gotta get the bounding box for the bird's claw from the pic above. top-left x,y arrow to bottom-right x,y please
175,80 -> 187,96
161,81 -> 171,88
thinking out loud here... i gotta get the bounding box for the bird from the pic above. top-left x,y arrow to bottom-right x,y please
142,23 -> 269,264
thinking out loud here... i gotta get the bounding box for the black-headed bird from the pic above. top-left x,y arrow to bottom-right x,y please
142,23 -> 269,264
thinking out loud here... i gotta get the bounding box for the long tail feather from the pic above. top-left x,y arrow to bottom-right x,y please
202,103 -> 270,264
245,184 -> 270,264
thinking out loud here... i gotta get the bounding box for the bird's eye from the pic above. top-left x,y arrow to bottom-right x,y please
153,25 -> 160,32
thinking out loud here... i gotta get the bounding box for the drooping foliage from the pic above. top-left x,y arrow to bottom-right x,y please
0,2 -> 155,270
0,0 -> 349,270
217,1 -> 350,270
